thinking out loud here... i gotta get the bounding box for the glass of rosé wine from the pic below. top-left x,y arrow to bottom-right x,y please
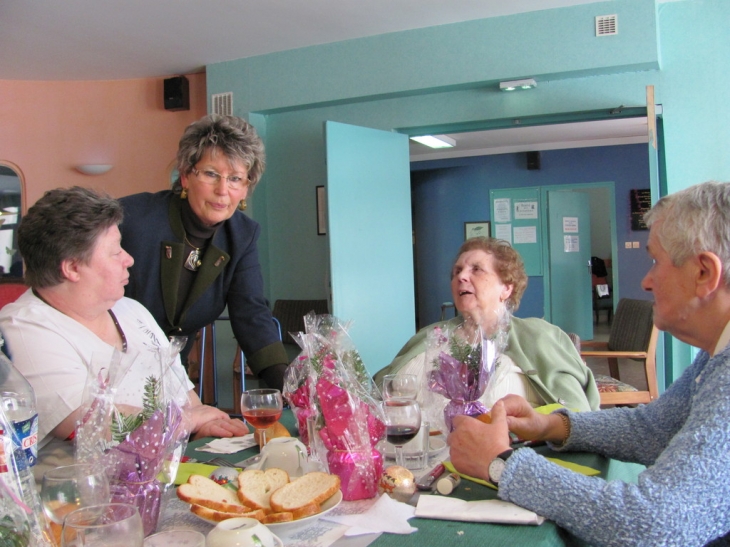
240,388 -> 284,447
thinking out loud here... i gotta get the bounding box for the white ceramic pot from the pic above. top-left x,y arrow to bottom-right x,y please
259,437 -> 307,477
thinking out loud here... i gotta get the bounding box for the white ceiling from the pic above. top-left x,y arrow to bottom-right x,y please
0,0 -> 653,157
0,0 -> 607,81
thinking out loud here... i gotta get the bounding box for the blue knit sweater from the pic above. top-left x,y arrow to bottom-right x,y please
498,345 -> 730,547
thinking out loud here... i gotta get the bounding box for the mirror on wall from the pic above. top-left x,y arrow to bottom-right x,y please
0,164 -> 23,278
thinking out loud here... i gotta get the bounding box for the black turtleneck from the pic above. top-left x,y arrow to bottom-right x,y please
175,200 -> 222,323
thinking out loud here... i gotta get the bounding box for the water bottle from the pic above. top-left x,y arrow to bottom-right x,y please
0,404 -> 52,546
0,349 -> 38,467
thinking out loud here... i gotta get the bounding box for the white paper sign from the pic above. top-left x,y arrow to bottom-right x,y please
513,226 -> 537,244
514,201 -> 538,219
494,198 -> 511,223
564,235 -> 580,252
563,217 -> 579,233
495,224 -> 512,244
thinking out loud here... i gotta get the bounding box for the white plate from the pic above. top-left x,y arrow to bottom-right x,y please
380,436 -> 447,459
265,490 -> 342,534
189,490 -> 343,534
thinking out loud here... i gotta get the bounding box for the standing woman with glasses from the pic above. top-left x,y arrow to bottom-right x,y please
119,115 -> 289,391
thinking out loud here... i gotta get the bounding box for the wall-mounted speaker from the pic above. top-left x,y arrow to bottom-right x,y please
164,76 -> 190,111
526,151 -> 541,170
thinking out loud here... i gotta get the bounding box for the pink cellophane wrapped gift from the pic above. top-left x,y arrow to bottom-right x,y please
283,313 -> 385,500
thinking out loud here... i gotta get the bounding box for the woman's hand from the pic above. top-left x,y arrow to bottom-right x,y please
448,400 -> 512,481
188,405 -> 249,439
501,394 -> 570,444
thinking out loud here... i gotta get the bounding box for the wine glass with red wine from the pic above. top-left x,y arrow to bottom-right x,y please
383,398 -> 421,467
240,388 -> 283,447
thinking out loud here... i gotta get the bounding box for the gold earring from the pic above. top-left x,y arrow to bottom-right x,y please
180,188 -> 188,199
238,199 -> 247,211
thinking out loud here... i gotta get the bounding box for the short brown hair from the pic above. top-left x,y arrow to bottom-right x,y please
19,187 -> 123,289
453,237 -> 528,310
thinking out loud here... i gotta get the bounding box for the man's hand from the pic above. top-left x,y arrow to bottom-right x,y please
447,400 -> 512,481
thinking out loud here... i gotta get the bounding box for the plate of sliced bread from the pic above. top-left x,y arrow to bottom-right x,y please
177,467 -> 342,532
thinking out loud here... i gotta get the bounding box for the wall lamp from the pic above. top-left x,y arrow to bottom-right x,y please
499,78 -> 537,91
410,134 -> 456,149
75,164 -> 113,175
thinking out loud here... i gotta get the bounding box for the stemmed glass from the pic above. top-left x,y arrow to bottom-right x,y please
240,388 -> 283,447
382,398 -> 422,467
382,374 -> 419,401
41,464 -> 111,546
61,503 -> 143,547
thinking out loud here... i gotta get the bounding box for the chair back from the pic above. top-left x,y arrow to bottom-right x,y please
607,298 -> 654,355
272,299 -> 329,344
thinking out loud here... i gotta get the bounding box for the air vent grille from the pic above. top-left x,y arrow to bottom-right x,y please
596,14 -> 617,36
212,92 -> 233,115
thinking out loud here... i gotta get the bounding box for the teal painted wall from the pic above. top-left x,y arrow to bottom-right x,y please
208,0 -> 730,380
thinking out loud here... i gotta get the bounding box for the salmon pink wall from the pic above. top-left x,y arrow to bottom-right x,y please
0,73 -> 206,210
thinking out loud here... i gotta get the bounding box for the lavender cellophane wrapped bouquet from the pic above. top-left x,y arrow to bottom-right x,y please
425,321 -> 508,432
283,313 -> 385,501
75,338 -> 192,536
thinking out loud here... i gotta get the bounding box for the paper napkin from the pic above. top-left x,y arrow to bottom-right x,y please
194,434 -> 257,454
415,495 -> 544,525
321,493 -> 418,536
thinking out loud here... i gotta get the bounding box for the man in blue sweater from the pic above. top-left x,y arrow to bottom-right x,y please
449,181 -> 730,547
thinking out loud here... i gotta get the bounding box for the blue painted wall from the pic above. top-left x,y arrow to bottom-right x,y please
207,0 -> 730,380
411,144 -> 652,329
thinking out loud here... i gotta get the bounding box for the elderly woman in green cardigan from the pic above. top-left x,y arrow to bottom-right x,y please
374,237 -> 599,417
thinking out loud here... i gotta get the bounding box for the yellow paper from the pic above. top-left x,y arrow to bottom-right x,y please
443,456 -> 600,491
174,462 -> 240,485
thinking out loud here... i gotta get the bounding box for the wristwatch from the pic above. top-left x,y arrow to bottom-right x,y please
488,449 -> 514,485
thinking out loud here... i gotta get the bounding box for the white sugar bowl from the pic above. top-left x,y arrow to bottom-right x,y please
206,517 -> 281,547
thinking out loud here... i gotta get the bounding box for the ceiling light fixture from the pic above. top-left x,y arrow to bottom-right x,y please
499,78 -> 537,92
410,135 -> 456,149
75,164 -> 113,175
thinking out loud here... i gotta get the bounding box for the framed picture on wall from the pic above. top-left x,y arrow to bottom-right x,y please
316,185 -> 327,235
464,221 -> 490,240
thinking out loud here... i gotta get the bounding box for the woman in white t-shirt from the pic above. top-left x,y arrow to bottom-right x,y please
0,186 -> 248,477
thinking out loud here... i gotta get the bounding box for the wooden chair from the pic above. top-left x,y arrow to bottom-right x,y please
580,298 -> 659,406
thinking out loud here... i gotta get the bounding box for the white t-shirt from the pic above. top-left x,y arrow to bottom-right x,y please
0,290 -> 194,447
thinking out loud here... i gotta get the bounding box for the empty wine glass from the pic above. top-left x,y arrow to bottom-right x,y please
41,464 -> 111,546
61,503 -> 143,547
382,374 -> 419,400
383,398 -> 421,467
240,388 -> 283,447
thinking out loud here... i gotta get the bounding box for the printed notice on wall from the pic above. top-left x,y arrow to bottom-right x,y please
514,201 -> 538,220
495,223 -> 512,244
513,226 -> 537,244
564,235 -> 580,253
563,217 -> 579,233
494,198 -> 511,223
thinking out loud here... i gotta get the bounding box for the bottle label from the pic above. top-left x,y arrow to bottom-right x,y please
12,414 -> 38,466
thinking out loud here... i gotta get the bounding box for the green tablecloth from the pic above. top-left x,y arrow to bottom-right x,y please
186,411 -> 644,547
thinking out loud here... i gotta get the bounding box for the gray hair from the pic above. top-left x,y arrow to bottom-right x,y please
172,115 -> 266,193
644,181 -> 730,286
18,187 -> 123,289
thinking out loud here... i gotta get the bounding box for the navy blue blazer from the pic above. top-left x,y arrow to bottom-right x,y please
119,191 -> 287,375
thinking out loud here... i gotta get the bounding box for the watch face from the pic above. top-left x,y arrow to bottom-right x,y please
489,458 -> 506,484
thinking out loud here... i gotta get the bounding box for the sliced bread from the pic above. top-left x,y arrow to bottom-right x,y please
269,472 -> 341,513
190,504 -> 266,523
237,468 -> 290,510
177,474 -> 252,514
